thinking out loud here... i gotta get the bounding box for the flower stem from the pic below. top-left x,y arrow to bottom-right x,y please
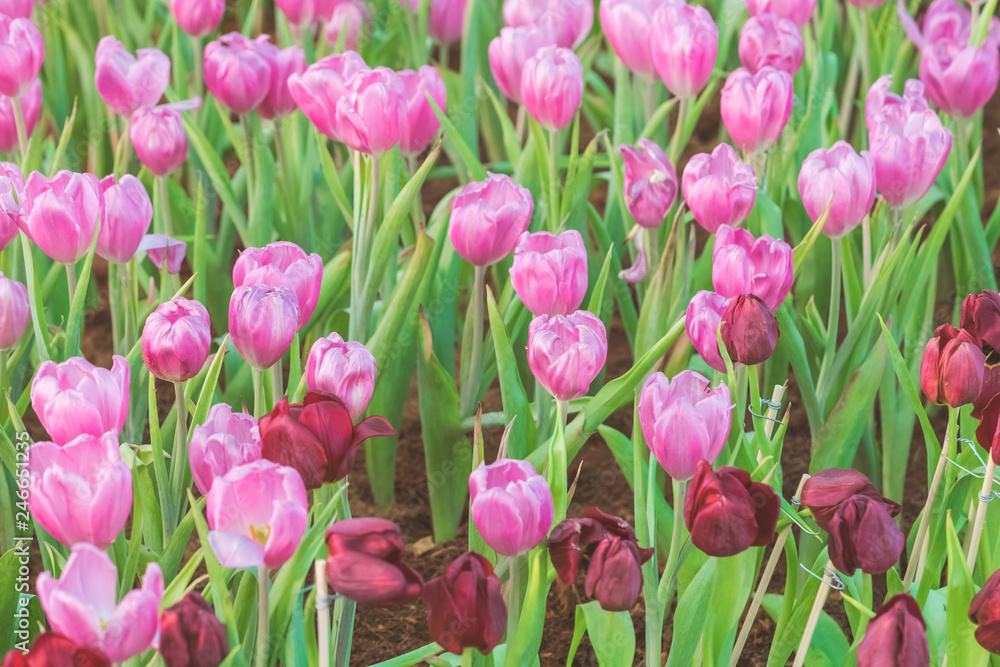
965,454 -> 996,571
170,381 -> 188,516
11,94 -> 28,167
747,363 -> 767,458
816,238 -> 843,406
793,560 -> 835,667
66,263 -> 77,306
252,368 -> 267,419
507,553 -> 520,648
461,648 -> 474,667
668,98 -> 688,164
658,478 -> 687,618
241,114 -> 257,232
459,265 -> 486,417
271,360 -> 284,407
257,565 -> 270,667
548,128 -> 560,231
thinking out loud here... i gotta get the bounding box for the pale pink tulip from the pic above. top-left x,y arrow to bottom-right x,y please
521,45 -> 583,131
189,403 -> 262,495
503,0 -> 594,49
17,170 -> 101,265
449,173 -> 533,266
797,141 -> 877,237
305,333 -> 377,421
288,51 -> 370,141
528,310 -> 608,401
96,174 -> 153,264
94,36 -> 171,117
712,224 -> 794,310
232,241 -> 323,330
720,66 -> 793,153
650,1 -> 718,99
469,459 -> 554,556
488,26 -> 558,104
30,355 -> 130,444
510,230 -> 589,316
141,297 -> 212,383
681,143 -> 757,233
228,284 -> 300,371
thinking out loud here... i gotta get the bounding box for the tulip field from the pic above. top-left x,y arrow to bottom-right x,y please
2,0 -> 1000,664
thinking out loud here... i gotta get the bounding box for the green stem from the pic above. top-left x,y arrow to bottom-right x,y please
549,400 -> 569,523
256,566 -> 269,667
747,363 -> 768,457
816,239 -> 843,407
170,381 -> 188,514
0,350 -> 7,424
242,114 -> 257,232
859,10 -> 871,101
108,263 -> 122,354
11,94 -> 28,167
123,258 -> 138,353
658,478 -> 687,616
460,265 -> 486,417
639,447 -> 661,667
507,554 -> 520,647
271,360 -> 284,407
252,368 -> 267,419
330,482 -> 356,666
461,648 -> 474,667
66,263 -> 77,307
191,34 -> 204,101
548,129 -> 560,231
668,98 -> 688,164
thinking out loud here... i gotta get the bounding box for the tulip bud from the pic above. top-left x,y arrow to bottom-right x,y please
712,225 -> 794,309
228,284 -> 300,371
96,174 -> 153,264
324,0 -> 372,53
599,0 -> 668,78
305,333 -> 377,421
170,0 -> 225,37
744,0 -> 815,27
681,143 -> 757,233
650,1 -> 718,99
0,162 -> 22,251
502,0 -> 594,49
684,460 -> 780,557
325,518 -> 423,606
398,66 -> 446,156
0,0 -> 33,19
335,67 -> 405,155
421,552 -> 507,655
31,355 -> 130,445
449,173 -> 534,266
521,45 -> 583,131
0,16 -> 43,98
189,403 -> 261,496
131,99 -> 201,176
138,233 -> 187,273
0,271 -> 28,350
0,78 -> 40,154
970,568 -> 1000,654
858,594 -> 930,667
797,468 -> 894,529
721,66 -> 794,153
528,310 -> 608,402
17,170 -> 101,265
919,323 -> 986,407
2,633 -> 111,667
961,290 -> 1000,352
232,241 -> 323,330
797,141 -> 877,238
204,33 -> 274,114
685,290 -> 730,372
94,36 -> 170,118
141,297 -> 212,383
429,0 -> 468,44
158,592 -> 229,667
738,13 -> 804,75
509,230 -> 588,317
469,459 -> 554,556
275,0 -> 336,28
720,294 -> 780,366
488,26 -> 558,104
257,44 -> 306,121
288,51 -> 370,142
620,139 -> 678,228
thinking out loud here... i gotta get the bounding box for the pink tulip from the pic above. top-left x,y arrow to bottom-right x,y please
138,233 -> 187,273
30,355 -> 130,445
650,1 -> 718,99
620,139 -> 678,229
305,333 -> 377,421
170,0 -> 225,37
449,173 -> 534,266
738,14 -> 804,75
275,0 -> 337,28
510,230 -> 589,316
503,0 -> 594,49
865,76 -> 952,208
599,0 -> 669,78
917,0 -> 1000,45
207,459 -> 309,569
189,403 -> 262,495
0,15 -> 43,98
232,241 -> 323,330
323,0 -> 371,52
0,161 -> 24,250
488,26 -> 558,104
257,44 -> 306,121
204,33 -> 274,114
638,370 -> 733,480
744,0 -> 815,28
130,99 -> 201,176
94,36 -> 170,118
712,225 -> 794,310
335,67 -> 406,154
681,143 -> 757,233
685,290 -> 730,372
797,141 -> 877,237
528,310 -> 608,401
720,66 -> 793,153
17,170 -> 101,265
521,45 -> 583,131
469,459 -> 554,556
37,544 -> 163,662
96,175 -> 153,264
429,0 -> 468,44
0,78 -> 40,153
141,297 -> 212,383
28,433 -> 132,549
0,270 -> 28,349
288,51 -> 370,141
399,65 -> 446,156
0,0 -> 33,18
229,284 -> 300,371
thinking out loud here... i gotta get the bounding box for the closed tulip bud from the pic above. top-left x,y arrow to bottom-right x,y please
228,284 -> 300,371
488,26 -> 558,104
335,67 -> 405,154
0,271 -> 28,350
798,468 -> 895,529
721,66 -> 793,153
96,175 -> 153,264
2,633 -> 111,667
859,594 -> 930,666
970,568 -> 1000,653
204,33 -> 274,114
206,460 -> 308,569
429,0 -> 468,44
275,0 -> 337,28
685,290 -> 730,372
259,392 -> 395,489
398,66 -> 446,156
138,233 -> 187,273
232,241 -> 323,330
528,310 -> 608,402
738,13 -> 804,75
502,0 -> 594,49
620,139 -> 678,228
650,1 -> 718,99
744,0 -> 815,27
0,0 -> 33,19
0,16 -> 43,98
681,144 -> 757,233
189,403 -> 262,496
94,36 -> 170,118
31,355 -> 130,445
720,294 -> 780,365
919,324 -> 985,407
0,78 -> 40,154
324,0 -> 371,52
28,433 -> 132,549
960,305 -> 1000,447
521,45 -> 583,131
510,230 -> 588,316
421,552 -> 507,655
325,518 -> 423,606
865,76 -> 952,209
130,99 -> 201,176
288,51 -> 370,141
0,163 -> 22,250
158,592 -> 229,667
797,141 -> 877,237
17,170 -> 101,265
141,297 -> 212,383
257,44 -> 306,121
599,0 -> 668,78
684,460 -> 780,557
961,290 -> 1000,352
712,225 -> 793,309
469,459 -> 554,556
304,333 -> 377,421
170,0 -> 225,37
449,173 -> 534,266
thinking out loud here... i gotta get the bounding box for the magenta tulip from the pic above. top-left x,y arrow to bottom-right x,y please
17,170 -> 101,265
685,290 -> 731,372
275,0 -> 337,28
96,174 -> 153,264
510,230 -> 589,316
138,233 -> 187,273
399,66 -> 446,156
324,0 -> 371,52
94,36 -> 170,117
721,66 -> 793,153
0,15 -> 43,98
920,323 -> 985,408
488,26 -> 558,104
0,163 -> 21,251
232,241 -> 323,330
681,143 -> 757,233
429,0 -> 468,44
620,139 -> 678,228
287,51 -> 370,141
650,1 -> 718,99
189,403 -> 262,496
712,224 -> 794,310
0,271 -> 28,350
520,45 -> 583,131
325,518 -> 423,606
228,284 -> 300,371
305,333 -> 377,421
257,44 -> 306,121
335,66 -> 405,154
738,13 -> 804,75
0,0 -> 33,18
720,294 -> 780,365
599,0 -> 669,78
528,310 -> 608,401
469,459 -> 555,556
141,297 -> 212,383
503,0 -> 594,49
797,141 -> 877,237
204,33 -> 274,114
170,0 -> 225,37
449,173 -> 534,266
0,78 -> 40,154
130,99 -> 201,176
30,355 -> 130,444
744,0 -> 815,27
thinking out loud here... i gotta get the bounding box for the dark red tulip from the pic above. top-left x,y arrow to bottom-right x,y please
684,461 -> 780,558
961,290 -> 1000,353
2,633 -> 110,667
158,592 -> 229,667
858,594 -> 929,667
421,552 -> 507,656
919,324 -> 985,408
970,567 -> 1000,653
325,518 -> 423,607
963,292 -> 1000,450
258,391 -> 395,489
799,468 -> 899,531
827,494 -> 904,575
719,293 -> 779,365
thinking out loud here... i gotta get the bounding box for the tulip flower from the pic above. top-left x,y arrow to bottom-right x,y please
469,459 -> 555,556
0,15 -> 43,98
509,230 -> 589,316
797,141 -> 877,237
681,144 -> 757,233
325,518 -> 424,606
304,333 -> 377,421
324,0 -> 372,52
287,51 -> 370,141
37,544 -> 163,662
206,459 -> 309,569
858,594 -> 930,666
865,76 -> 952,209
744,0 -> 815,27
16,170 -> 101,265
0,78 -> 40,154
919,323 -> 986,407
204,33 -> 274,114
1,633 -> 111,667
0,271 -> 28,350
520,45 -> 583,131
620,139 -> 678,228
259,392 -> 395,489
398,66 -> 446,156
638,371 -> 733,480
31,355 -> 129,445
228,284 -> 300,371
650,1 -> 718,99
138,233 -> 187,273
0,162 -> 22,250
96,174 -> 153,264
720,294 -> 780,366
599,0 -> 668,78
970,568 -> 1000,654
738,13 -> 804,75
170,0 -> 225,37
28,433 -> 132,549
684,460 -> 780,557
685,290 -> 730,372
421,552 -> 507,655
798,468 -> 897,526
502,0 -> 594,49
232,241 -> 323,330
548,508 -> 654,611
488,26 -> 558,104
158,592 -> 230,667
449,173 -> 534,266
274,0 -> 336,28
712,225 -> 793,309
257,44 -> 306,121
0,0 -> 33,18
962,290 -> 1000,352
141,297 -> 212,383
94,36 -> 170,118
428,0 -> 468,44
334,66 -> 405,155
130,99 -> 202,176
189,403 -> 262,495
721,66 -> 793,153
527,310 -> 608,402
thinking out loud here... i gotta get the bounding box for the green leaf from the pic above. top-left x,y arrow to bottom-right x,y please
762,594 -> 850,667
665,559 -> 716,667
945,513 -> 988,666
315,130 -> 354,224
428,96 -> 488,182
486,288 -> 535,458
182,116 -> 251,243
0,547 -> 44,655
877,316 -> 941,459
579,601 -> 635,667
704,551 -> 756,665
